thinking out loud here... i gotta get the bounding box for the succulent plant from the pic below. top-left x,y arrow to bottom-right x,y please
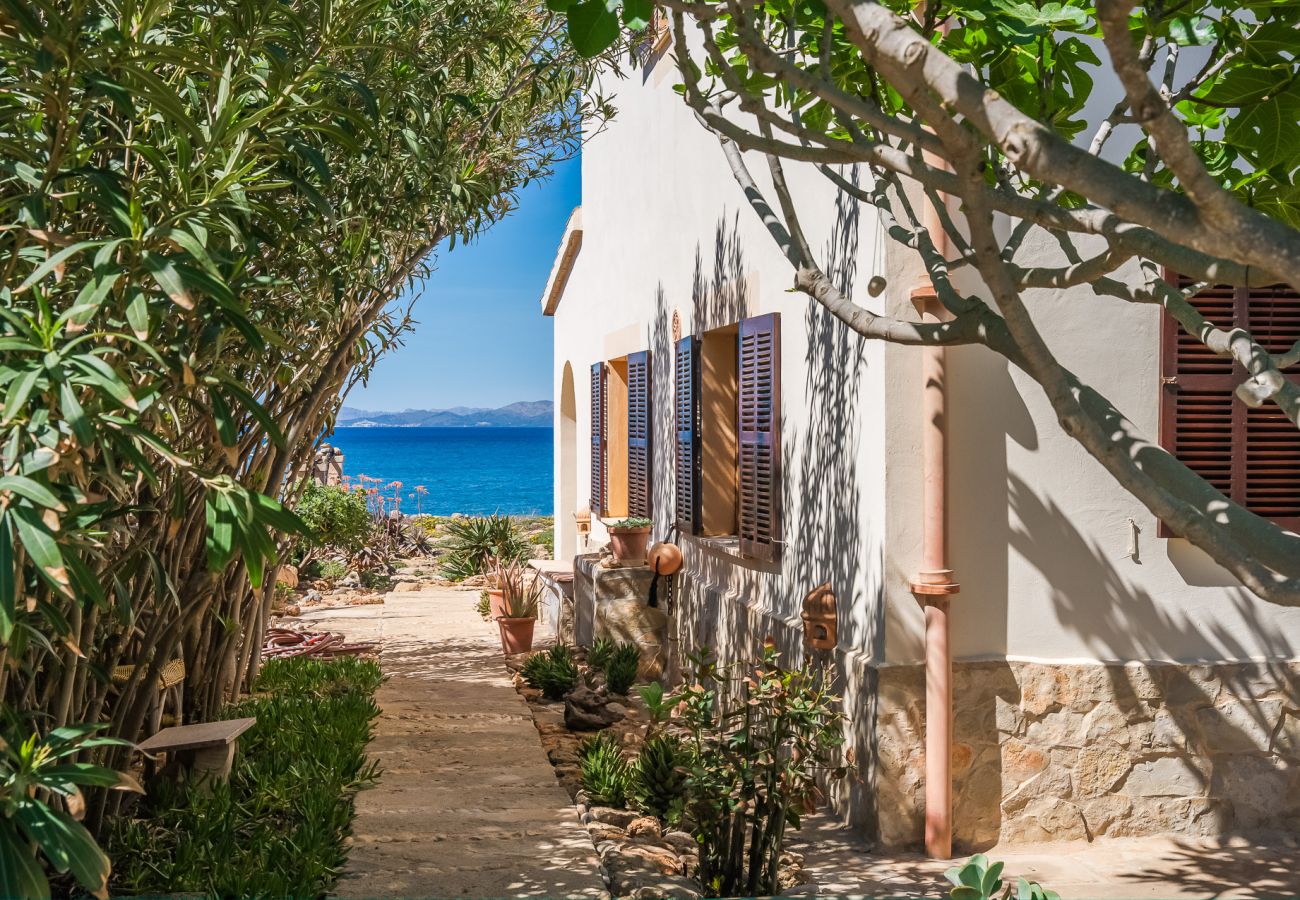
522,645 -> 579,700
579,732 -> 630,808
587,637 -> 616,671
604,642 -> 641,695
630,733 -> 687,825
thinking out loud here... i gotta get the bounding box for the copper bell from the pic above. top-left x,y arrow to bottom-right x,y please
801,582 -> 837,650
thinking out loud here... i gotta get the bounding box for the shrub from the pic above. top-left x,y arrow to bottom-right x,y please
945,854 -> 1059,900
630,733 -> 687,825
604,643 -> 641,695
578,732 -> 630,808
439,515 -> 530,581
294,481 -> 373,560
587,637 -> 616,671
318,559 -> 348,582
522,645 -> 579,700
109,657 -> 382,897
496,559 -> 544,618
674,646 -> 845,897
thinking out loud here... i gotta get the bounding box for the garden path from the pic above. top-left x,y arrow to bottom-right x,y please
293,588 -> 607,899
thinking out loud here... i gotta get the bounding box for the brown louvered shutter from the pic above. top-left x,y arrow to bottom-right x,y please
674,335 -> 700,533
738,313 -> 782,560
591,362 -> 606,516
1161,281 -> 1300,531
627,351 -> 652,519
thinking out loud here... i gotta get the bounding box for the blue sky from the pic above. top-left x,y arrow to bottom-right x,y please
344,155 -> 580,412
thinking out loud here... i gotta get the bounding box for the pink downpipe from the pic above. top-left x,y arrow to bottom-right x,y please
912,141 -> 960,860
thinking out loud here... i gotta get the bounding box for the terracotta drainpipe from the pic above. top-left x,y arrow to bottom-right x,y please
910,163 -> 961,860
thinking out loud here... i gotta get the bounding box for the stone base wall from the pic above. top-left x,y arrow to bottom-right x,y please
876,659 -> 1300,849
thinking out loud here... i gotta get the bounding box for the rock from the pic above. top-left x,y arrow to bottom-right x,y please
625,875 -> 703,899
607,842 -> 683,875
662,831 -> 698,854
588,806 -> 640,828
565,685 -> 627,731
626,816 -> 663,839
303,589 -> 322,604
276,565 -> 299,589
283,603 -> 301,617
1074,746 -> 1131,798
392,581 -> 422,593
1123,756 -> 1204,797
1195,700 -> 1281,753
587,822 -> 628,842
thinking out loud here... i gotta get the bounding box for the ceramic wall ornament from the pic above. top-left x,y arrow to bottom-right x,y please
801,582 -> 837,650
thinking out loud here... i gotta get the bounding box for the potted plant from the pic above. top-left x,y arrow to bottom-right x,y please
484,555 -> 507,619
494,560 -> 543,654
607,517 -> 653,566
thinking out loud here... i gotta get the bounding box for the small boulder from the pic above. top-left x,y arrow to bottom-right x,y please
276,565 -> 299,589
586,822 -> 627,842
587,806 -> 640,828
565,685 -> 627,731
392,581 -> 421,592
626,816 -> 663,839
627,876 -> 704,900
662,831 -> 698,854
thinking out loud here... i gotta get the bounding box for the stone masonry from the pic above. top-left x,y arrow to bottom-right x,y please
875,659 -> 1300,850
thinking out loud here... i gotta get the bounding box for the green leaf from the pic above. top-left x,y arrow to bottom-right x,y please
567,1 -> 620,56
13,802 -> 110,897
0,519 -> 15,642
1167,15 -> 1220,46
0,476 -> 65,511
13,241 -> 99,295
1225,81 -> 1300,170
623,0 -> 653,30
142,251 -> 196,310
2,368 -> 43,423
125,290 -> 150,339
12,505 -> 70,594
0,824 -> 50,900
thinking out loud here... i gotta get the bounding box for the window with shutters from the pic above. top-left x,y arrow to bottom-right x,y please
591,362 -> 605,516
676,315 -> 782,560
1160,281 -> 1300,532
627,351 -> 652,519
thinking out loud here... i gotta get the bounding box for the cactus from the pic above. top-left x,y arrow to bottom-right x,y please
604,642 -> 641,695
522,644 -> 579,700
630,733 -> 687,824
579,732 -> 630,807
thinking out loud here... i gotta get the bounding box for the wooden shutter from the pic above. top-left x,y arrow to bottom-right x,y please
590,362 -> 606,516
738,313 -> 782,560
1161,281 -> 1300,531
674,335 -> 701,533
627,351 -> 652,519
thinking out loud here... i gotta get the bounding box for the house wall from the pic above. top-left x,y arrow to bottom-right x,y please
549,31 -> 1300,849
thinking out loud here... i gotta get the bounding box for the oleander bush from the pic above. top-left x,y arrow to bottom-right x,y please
0,0 -> 602,877
108,657 -> 383,896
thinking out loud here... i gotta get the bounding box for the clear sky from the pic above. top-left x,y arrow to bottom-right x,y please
343,154 -> 581,412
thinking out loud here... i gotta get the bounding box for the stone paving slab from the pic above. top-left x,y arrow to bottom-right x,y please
789,814 -> 1300,898
293,589 -> 607,900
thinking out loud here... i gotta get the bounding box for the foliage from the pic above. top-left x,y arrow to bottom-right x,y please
629,733 -> 687,825
551,2 -> 1300,604
476,590 -> 493,622
522,645 -> 580,700
946,854 -> 1059,900
293,482 -> 372,563
0,0 -> 605,829
637,681 -> 673,728
317,559 -> 349,583
531,527 -> 555,555
439,515 -> 531,581
588,637 -> 617,671
0,725 -> 136,899
359,569 -> 393,592
578,732 -> 631,808
604,642 -> 642,695
673,646 -> 845,897
496,559 -> 544,618
109,657 -> 382,896
609,517 -> 652,530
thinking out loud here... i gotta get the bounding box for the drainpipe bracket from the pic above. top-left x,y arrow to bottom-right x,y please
910,580 -> 960,596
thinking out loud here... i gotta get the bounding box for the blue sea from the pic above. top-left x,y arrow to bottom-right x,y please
325,427 -> 553,516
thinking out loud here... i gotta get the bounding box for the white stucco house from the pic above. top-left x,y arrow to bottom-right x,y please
540,30 -> 1300,852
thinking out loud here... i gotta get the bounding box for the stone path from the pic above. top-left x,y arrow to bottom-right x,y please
293,588 -> 607,899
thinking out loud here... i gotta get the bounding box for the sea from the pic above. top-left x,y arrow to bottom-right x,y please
324,426 -> 553,516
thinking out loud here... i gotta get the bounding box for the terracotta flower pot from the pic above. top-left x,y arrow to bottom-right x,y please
608,525 -> 652,566
488,588 -> 506,620
497,616 -> 535,654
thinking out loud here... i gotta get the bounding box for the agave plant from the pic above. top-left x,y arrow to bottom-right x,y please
439,515 -> 530,581
604,643 -> 642,695
630,733 -> 687,825
495,559 -> 544,619
522,645 -> 580,700
579,732 -> 630,808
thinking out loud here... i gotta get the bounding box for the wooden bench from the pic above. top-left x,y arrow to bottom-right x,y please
136,717 -> 256,786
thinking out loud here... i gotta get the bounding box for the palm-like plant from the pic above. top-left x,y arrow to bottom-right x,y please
495,559 -> 544,619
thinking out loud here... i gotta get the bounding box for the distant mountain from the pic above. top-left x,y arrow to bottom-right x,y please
336,400 -> 553,428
